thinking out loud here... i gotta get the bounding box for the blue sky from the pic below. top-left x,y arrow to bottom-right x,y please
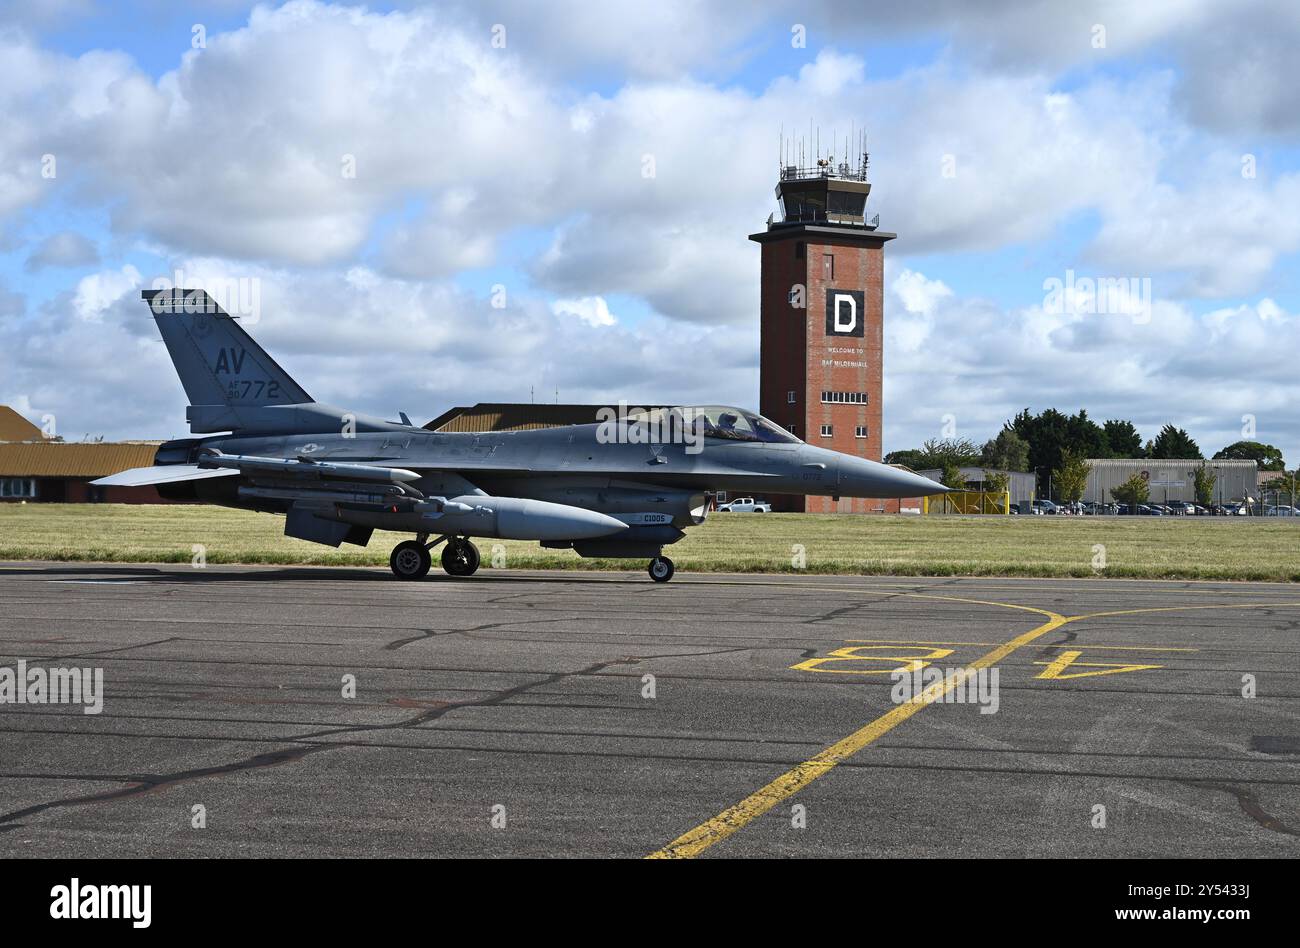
2,0 -> 1299,457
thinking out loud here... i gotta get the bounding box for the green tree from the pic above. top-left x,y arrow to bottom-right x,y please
1053,450 -> 1090,503
1213,441 -> 1285,471
1111,473 -> 1150,512
921,438 -> 981,469
1102,419 -> 1143,458
1149,425 -> 1202,459
979,428 -> 1030,472
883,449 -> 929,470
1009,408 -> 1107,490
885,438 -> 981,471
983,470 -> 1010,494
1065,409 -> 1108,459
1192,463 -> 1217,506
941,462 -> 968,490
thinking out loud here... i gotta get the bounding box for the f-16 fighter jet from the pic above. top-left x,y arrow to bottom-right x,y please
96,289 -> 944,582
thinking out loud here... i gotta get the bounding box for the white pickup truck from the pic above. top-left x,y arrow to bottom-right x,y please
716,496 -> 771,513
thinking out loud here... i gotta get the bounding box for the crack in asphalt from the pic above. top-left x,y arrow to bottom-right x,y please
1181,779 -> 1300,838
0,646 -> 747,830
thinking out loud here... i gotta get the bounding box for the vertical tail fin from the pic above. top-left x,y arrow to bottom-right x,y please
145,288 -> 313,432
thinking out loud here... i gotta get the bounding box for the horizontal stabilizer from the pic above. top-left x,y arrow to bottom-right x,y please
91,465 -> 241,488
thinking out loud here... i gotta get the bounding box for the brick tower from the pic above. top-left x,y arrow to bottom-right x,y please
751,138 -> 896,513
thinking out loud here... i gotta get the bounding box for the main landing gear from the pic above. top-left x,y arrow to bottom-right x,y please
441,537 -> 481,577
389,535 -> 480,580
648,556 -> 675,583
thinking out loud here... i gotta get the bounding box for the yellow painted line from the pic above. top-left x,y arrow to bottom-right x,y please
844,638 -> 1004,646
685,576 -> 1300,597
1044,644 -> 1195,652
648,595 -> 1300,859
648,605 -> 1071,859
1033,651 -> 1163,680
843,638 -> 1196,652
1067,601 -> 1300,620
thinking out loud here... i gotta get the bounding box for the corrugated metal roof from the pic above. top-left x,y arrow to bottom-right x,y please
0,442 -> 159,477
0,406 -> 43,442
1086,458 -> 1257,469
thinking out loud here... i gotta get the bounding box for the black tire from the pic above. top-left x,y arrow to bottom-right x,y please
442,539 -> 481,577
390,540 -> 431,580
648,556 -> 674,583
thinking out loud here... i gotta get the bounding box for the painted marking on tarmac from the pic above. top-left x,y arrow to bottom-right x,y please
843,637 -> 1196,652
649,595 -> 1071,859
793,641 -> 1189,676
648,596 -> 1300,859
1033,650 -> 1163,680
791,645 -> 955,676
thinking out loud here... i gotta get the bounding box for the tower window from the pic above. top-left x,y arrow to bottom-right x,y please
820,424 -> 833,438
795,242 -> 805,260
787,391 -> 796,404
821,391 -> 869,404
823,255 -> 834,280
855,425 -> 868,439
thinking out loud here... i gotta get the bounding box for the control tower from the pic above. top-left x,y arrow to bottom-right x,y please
750,131 -> 898,513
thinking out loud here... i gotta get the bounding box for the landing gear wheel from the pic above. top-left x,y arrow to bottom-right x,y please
648,556 -> 675,583
442,539 -> 481,577
390,540 -> 431,580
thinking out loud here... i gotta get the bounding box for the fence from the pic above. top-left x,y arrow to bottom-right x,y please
923,491 -> 1012,515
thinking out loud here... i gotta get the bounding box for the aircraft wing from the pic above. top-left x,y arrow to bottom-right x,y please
92,465 -> 241,487
94,453 -> 426,488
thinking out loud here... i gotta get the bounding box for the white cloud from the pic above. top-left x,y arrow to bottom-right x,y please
551,295 -> 617,327
2,0 -> 1299,460
72,264 -> 140,321
884,263 -> 1300,457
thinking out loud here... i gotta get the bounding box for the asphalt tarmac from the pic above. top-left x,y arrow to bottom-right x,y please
1,562 -> 1297,858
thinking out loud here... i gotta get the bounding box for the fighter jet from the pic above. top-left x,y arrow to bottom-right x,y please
95,289 -> 945,582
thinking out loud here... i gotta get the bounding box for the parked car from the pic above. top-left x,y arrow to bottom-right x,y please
1031,499 -> 1059,515
1265,505 -> 1299,517
716,496 -> 771,513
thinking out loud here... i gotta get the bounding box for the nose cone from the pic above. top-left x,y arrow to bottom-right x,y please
837,454 -> 948,498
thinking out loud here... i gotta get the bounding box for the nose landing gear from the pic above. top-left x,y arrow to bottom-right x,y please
648,556 -> 675,583
388,535 -> 480,579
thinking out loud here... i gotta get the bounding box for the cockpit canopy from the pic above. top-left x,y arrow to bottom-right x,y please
629,406 -> 801,444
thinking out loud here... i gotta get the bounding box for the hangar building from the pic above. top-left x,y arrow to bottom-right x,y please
0,406 -> 162,503
1083,458 -> 1259,505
